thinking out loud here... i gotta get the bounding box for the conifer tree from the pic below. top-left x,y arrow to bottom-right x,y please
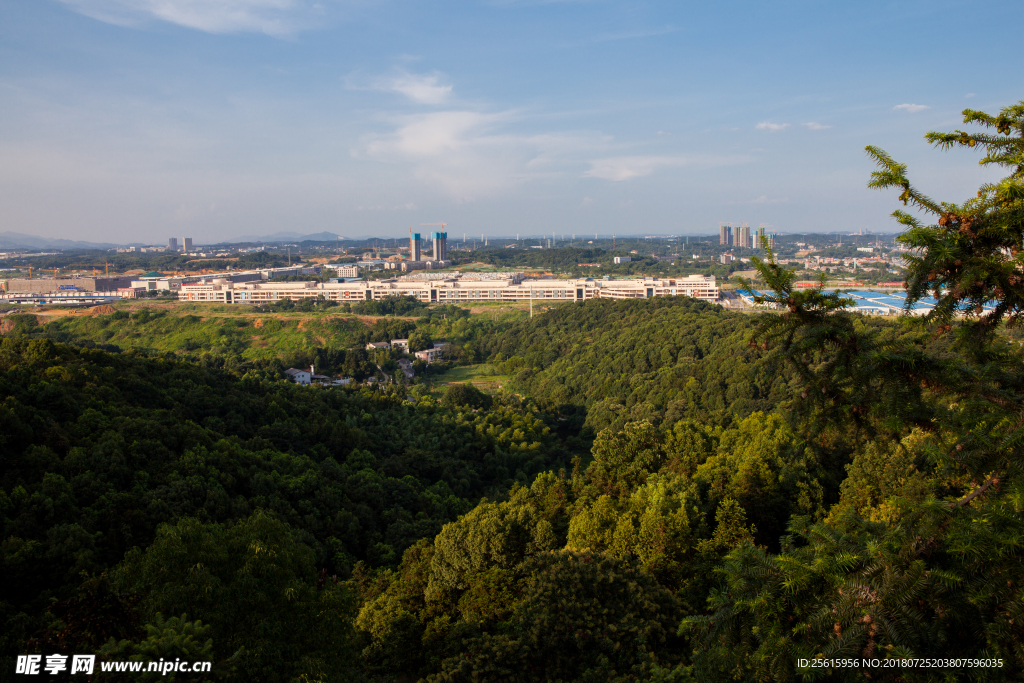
686,101 -> 1024,681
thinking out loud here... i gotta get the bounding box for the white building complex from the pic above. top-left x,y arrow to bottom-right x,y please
179,274 -> 720,305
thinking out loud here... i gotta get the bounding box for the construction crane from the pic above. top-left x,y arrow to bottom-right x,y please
71,263 -> 115,276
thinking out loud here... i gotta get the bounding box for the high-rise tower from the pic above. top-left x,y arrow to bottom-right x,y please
432,232 -> 447,260
410,232 -> 421,261
168,237 -> 178,251
182,237 -> 193,253
719,224 -> 732,246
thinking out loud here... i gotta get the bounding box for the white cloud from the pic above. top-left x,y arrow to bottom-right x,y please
802,122 -> 831,130
364,111 -> 499,158
893,103 -> 929,113
582,154 -> 749,181
583,156 -> 682,181
380,72 -> 453,105
966,93 -> 976,98
56,0 -> 333,36
358,107 -> 740,197
755,121 -> 789,132
357,110 -> 603,199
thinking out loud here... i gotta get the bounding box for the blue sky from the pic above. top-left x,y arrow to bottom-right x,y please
1,0 -> 1021,244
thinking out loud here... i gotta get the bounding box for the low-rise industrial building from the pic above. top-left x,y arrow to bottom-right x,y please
5,276 -> 134,293
3,266 -> 319,297
178,274 -> 720,306
734,288 -> 982,318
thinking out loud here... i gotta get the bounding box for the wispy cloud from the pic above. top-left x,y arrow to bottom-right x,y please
893,103 -> 929,113
490,0 -> 600,7
356,110 -> 606,199
966,93 -> 976,98
755,121 -> 789,132
362,111 -> 500,158
357,107 -> 735,196
731,195 -> 789,205
802,122 -> 831,130
568,25 -> 679,46
380,71 -> 453,105
56,0 -> 334,36
582,154 -> 749,181
356,202 -> 418,211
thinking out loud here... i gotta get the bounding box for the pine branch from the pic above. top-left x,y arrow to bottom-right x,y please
955,472 -> 1001,508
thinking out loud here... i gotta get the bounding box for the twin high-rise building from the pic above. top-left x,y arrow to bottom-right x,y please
167,237 -> 193,252
753,226 -> 775,249
167,237 -> 194,252
404,231 -> 449,270
719,224 -> 732,246
409,232 -> 446,261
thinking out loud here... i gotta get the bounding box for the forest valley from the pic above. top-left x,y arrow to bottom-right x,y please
2,104 -> 1024,683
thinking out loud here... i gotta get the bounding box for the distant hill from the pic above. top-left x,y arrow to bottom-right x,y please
222,231 -> 349,243
0,232 -> 118,250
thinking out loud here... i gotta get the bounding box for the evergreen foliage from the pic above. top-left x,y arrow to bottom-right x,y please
478,297 -> 797,433
686,101 -> 1024,681
0,337 -> 568,674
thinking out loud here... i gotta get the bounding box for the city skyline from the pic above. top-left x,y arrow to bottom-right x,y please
1,0 -> 1021,243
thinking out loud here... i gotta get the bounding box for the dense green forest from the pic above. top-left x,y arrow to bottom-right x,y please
3,298 -> 832,681
0,337 -> 574,681
3,298 -> 494,382
3,103 -> 1024,682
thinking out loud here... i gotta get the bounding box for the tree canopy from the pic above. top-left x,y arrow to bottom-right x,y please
689,100 -> 1024,681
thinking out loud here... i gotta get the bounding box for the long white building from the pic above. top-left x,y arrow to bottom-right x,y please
179,274 -> 719,305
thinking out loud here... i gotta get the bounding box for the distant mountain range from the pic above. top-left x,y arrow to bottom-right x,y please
221,231 -> 349,244
0,231 -> 363,251
0,232 -> 119,250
